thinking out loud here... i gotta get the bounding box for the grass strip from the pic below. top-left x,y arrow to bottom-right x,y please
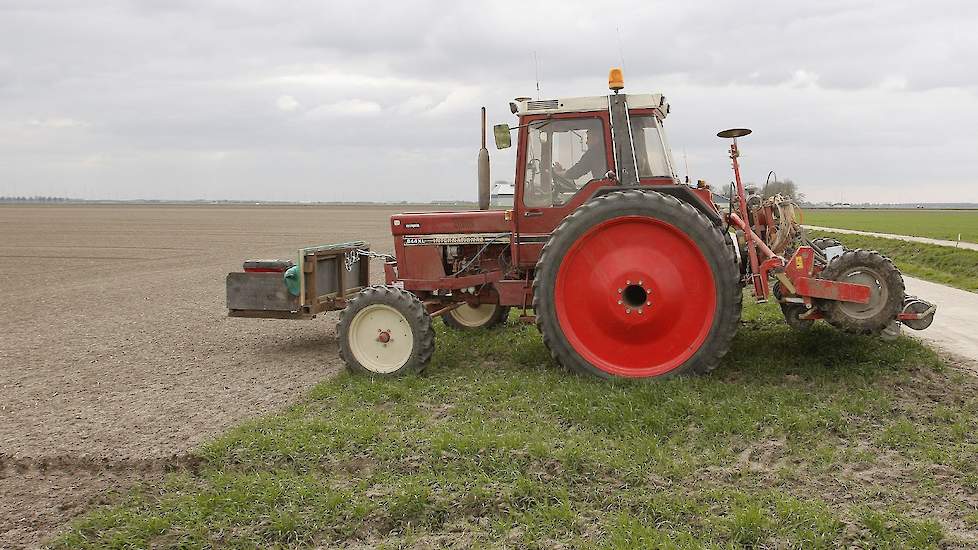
54,302 -> 978,549
811,230 -> 978,292
804,209 -> 978,244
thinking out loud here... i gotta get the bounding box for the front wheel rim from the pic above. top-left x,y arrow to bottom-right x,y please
449,304 -> 499,327
553,216 -> 717,378
348,304 -> 414,373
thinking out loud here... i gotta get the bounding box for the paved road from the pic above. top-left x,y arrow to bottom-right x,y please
902,276 -> 978,365
805,225 -> 978,251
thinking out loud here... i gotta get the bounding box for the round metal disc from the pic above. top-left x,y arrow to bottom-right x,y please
348,303 -> 414,374
448,304 -> 499,328
717,128 -> 752,138
901,300 -> 935,331
553,215 -> 717,378
834,268 -> 888,320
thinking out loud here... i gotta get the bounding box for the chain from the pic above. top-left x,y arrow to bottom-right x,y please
345,249 -> 395,271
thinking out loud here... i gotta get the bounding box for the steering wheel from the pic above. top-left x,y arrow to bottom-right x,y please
552,169 -> 577,194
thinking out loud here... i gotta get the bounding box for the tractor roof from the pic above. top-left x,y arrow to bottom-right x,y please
512,93 -> 670,119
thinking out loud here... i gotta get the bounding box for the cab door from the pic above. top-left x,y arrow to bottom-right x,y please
513,112 -> 614,266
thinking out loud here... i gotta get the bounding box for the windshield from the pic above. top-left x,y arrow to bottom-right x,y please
523,117 -> 608,207
630,115 -> 677,179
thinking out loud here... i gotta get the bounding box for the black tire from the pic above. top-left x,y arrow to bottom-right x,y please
781,303 -> 815,331
337,286 -> 435,376
818,249 -> 904,334
811,237 -> 844,250
442,303 -> 510,330
532,190 -> 742,380
773,281 -> 815,331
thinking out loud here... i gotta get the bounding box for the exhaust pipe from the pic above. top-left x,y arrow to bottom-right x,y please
478,106 -> 490,210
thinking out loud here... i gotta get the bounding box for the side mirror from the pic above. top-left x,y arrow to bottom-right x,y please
493,124 -> 512,149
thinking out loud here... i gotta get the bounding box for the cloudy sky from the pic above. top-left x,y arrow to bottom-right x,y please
2,0 -> 976,203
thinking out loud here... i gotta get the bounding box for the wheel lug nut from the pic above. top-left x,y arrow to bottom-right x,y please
617,300 -> 623,305
625,308 -> 631,314
637,308 -> 643,314
618,288 -> 622,293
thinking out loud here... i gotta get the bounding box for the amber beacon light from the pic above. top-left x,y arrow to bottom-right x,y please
608,67 -> 624,91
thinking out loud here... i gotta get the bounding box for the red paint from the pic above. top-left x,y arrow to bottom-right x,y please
785,247 -> 815,280
400,270 -> 503,291
391,210 -> 509,236
377,331 -> 391,343
553,216 -> 716,377
397,245 -> 445,281
495,279 -> 532,307
794,277 -> 871,304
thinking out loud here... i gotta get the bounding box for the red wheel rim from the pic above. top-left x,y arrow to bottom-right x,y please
554,216 -> 717,377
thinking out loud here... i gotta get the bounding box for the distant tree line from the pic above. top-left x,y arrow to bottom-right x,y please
738,178 -> 805,202
761,178 -> 804,201
0,196 -> 73,202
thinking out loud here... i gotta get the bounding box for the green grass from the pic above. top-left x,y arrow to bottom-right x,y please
811,230 -> 978,292
804,209 -> 978,244
53,302 -> 978,549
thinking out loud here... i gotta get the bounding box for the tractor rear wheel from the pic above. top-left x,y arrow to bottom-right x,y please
533,190 -> 742,379
818,249 -> 904,334
443,303 -> 510,330
338,286 -> 434,376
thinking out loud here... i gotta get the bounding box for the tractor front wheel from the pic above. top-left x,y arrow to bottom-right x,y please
533,190 -> 742,379
338,286 -> 434,376
443,303 -> 510,330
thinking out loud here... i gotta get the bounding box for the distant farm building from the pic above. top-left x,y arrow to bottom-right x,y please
491,181 -> 514,206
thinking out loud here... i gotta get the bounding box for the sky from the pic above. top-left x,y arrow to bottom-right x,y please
1,0 -> 976,204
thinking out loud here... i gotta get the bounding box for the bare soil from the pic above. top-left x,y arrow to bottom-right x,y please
0,203 -> 429,549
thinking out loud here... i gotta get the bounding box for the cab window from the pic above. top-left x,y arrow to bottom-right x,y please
523,118 -> 608,207
630,115 -> 676,179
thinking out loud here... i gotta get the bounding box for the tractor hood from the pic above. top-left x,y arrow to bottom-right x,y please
390,209 -> 509,237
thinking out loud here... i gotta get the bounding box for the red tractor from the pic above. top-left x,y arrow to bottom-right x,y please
226,70 -> 936,379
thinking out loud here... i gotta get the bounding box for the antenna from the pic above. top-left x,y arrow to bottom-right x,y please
533,51 -> 541,99
616,26 -> 626,73
683,148 -> 689,185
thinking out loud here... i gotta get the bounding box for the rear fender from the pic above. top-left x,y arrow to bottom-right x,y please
593,185 -> 722,226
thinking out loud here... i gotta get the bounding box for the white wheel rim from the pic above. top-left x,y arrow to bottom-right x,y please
348,304 -> 414,373
449,304 -> 498,327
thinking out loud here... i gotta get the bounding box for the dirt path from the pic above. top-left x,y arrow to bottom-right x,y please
0,204 -> 432,549
805,224 -> 978,251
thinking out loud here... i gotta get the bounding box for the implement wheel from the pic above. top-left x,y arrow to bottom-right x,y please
773,282 -> 814,331
533,190 -> 742,379
443,304 -> 510,330
818,249 -> 905,334
338,286 -> 434,376
811,237 -> 844,250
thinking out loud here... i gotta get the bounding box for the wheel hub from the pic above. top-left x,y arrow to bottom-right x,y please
836,268 -> 887,320
617,280 -> 651,314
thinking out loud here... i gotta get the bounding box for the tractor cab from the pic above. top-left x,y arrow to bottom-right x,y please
488,85 -> 722,267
